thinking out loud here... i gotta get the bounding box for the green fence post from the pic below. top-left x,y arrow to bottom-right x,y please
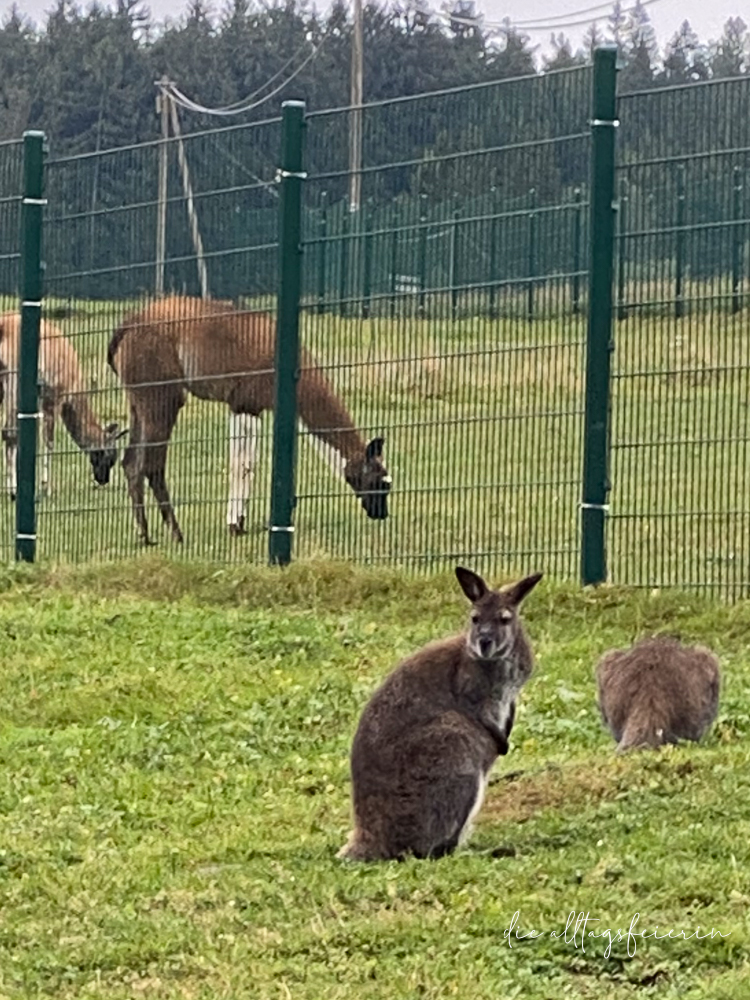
450,208 -> 460,322
338,208 -> 349,318
317,191 -> 327,315
572,186 -> 582,316
675,163 -> 686,320
488,185 -> 499,320
269,100 -> 305,567
362,202 -> 373,320
617,175 -> 628,321
527,187 -> 537,322
389,224 -> 398,319
581,47 -> 617,587
417,193 -> 428,319
16,130 -> 46,563
732,166 -> 743,315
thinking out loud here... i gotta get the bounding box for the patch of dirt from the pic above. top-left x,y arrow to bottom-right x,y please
481,761 -> 623,824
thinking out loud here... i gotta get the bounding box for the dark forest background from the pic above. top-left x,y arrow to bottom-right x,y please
0,0 -> 748,151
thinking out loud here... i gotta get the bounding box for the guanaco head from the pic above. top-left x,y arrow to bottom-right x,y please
345,437 -> 391,520
89,422 -> 128,485
455,567 -> 543,661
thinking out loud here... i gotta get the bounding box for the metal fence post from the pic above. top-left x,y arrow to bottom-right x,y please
572,186 -> 582,316
417,193 -> 428,319
362,202 -> 373,319
581,47 -> 617,587
16,130 -> 46,563
675,163 -> 686,319
732,166 -> 743,315
488,186 -> 499,320
527,187 -> 537,321
617,175 -> 628,321
389,225 -> 398,319
317,191 -> 327,315
269,101 -> 305,567
338,209 -> 350,318
450,208 -> 460,322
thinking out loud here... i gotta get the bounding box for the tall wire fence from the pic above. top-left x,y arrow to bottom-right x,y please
38,117 -> 281,562
1,60 -> 750,596
296,68 -> 590,576
610,76 -> 750,597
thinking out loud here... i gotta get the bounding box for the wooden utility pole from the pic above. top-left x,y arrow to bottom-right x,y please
168,98 -> 209,299
155,75 -> 170,297
348,0 -> 363,214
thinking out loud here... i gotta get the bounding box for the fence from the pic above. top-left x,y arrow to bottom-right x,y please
0,52 -> 749,596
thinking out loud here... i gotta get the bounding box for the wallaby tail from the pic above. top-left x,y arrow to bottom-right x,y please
337,828 -> 388,862
616,716 -> 676,753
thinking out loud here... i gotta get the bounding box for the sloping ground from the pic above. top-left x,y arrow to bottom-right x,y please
0,559 -> 748,999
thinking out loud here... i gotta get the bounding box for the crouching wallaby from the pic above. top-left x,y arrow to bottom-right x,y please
338,567 -> 543,862
596,636 -> 720,752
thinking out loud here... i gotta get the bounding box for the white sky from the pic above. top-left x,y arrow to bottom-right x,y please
1,0 -> 745,57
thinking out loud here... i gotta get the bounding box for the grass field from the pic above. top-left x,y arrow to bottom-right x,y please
0,558 -> 749,999
1,290 -> 749,596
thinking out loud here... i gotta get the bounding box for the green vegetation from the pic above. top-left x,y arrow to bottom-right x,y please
0,559 -> 748,998
0,296 -> 747,597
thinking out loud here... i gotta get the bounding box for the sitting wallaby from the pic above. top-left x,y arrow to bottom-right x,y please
338,566 -> 543,862
596,636 -> 720,752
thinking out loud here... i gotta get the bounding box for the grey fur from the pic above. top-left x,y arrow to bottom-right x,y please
339,567 -> 543,861
596,636 -> 721,752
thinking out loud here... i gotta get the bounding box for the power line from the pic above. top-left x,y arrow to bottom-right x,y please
165,37 -> 325,117
513,0 -> 661,27
439,0 -> 664,33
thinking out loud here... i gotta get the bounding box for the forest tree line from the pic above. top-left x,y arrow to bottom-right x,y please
0,0 -> 749,155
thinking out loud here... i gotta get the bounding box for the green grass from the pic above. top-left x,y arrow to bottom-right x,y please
0,559 -> 749,998
1,290 -> 749,596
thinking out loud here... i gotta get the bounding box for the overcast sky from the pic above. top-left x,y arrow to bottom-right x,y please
2,0 -> 745,57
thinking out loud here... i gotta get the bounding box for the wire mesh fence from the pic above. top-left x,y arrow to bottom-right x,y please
37,116 -> 281,562
295,68 -> 591,577
2,59 -> 750,596
610,76 -> 750,597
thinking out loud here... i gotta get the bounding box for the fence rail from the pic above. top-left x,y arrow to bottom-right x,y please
0,55 -> 749,597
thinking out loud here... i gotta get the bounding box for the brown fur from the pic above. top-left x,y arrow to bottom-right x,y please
0,312 -> 121,493
339,568 -> 543,861
596,636 -> 720,752
107,296 -> 391,544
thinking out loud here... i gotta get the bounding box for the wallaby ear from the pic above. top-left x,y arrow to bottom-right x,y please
365,437 -> 384,461
455,566 -> 488,603
505,571 -> 543,606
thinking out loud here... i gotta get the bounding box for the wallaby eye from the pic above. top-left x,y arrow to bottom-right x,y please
499,611 -> 513,623
471,613 -> 480,624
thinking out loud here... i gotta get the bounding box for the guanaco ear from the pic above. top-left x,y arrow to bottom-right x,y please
115,427 -> 130,441
504,572 -> 543,606
455,566 -> 488,603
365,437 -> 384,461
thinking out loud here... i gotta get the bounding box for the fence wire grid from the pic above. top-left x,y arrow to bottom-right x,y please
610,76 -> 750,597
1,60 -> 750,596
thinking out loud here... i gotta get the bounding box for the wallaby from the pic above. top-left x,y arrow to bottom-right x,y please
596,636 -> 720,752
338,566 -> 543,862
